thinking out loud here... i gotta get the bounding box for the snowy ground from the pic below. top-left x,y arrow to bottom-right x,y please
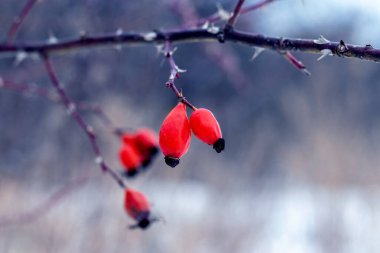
1,179 -> 379,253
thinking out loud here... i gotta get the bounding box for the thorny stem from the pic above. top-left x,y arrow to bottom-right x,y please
6,0 -> 39,43
164,41 -> 197,111
41,53 -> 127,190
226,0 -> 246,28
1,29 -> 379,63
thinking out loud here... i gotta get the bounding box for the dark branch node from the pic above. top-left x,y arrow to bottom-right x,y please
336,40 -> 348,56
217,31 -> 225,43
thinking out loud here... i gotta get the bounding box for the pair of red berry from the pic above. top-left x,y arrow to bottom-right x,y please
159,103 -> 225,167
119,128 -> 159,177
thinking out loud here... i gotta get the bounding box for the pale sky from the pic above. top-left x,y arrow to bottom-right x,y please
252,0 -> 380,46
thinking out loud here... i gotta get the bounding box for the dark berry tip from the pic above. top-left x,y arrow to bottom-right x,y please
142,158 -> 152,168
149,146 -> 159,157
164,156 -> 180,168
122,169 -> 139,178
138,218 -> 151,229
213,138 -> 225,153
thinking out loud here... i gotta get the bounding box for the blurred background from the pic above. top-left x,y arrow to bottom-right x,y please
1,0 -> 380,252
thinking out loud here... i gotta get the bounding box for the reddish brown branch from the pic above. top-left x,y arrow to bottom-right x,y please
41,54 -> 126,189
226,0 -> 246,28
7,0 -> 39,43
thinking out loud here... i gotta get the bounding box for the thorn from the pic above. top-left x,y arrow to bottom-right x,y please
250,47 -> 265,61
313,35 -> 330,45
116,28 -> 123,36
143,32 -> 157,41
156,44 -> 164,55
79,30 -> 87,39
216,3 -> 232,21
317,49 -> 332,61
302,68 -> 311,76
94,156 -> 103,165
47,33 -> 58,44
86,126 -> 95,135
175,66 -> 186,73
207,25 -> 220,34
201,21 -> 210,29
14,51 -> 28,66
66,102 -> 77,115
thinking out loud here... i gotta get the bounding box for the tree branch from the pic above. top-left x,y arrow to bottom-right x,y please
6,0 -> 40,43
41,54 -> 126,189
0,29 -> 379,62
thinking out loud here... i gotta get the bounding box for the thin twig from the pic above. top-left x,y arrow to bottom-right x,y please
226,0 -> 246,28
1,29 -> 379,63
41,53 -> 126,189
163,41 -> 196,111
6,0 -> 39,43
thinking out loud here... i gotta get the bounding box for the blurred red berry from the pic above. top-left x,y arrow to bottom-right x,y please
189,108 -> 225,153
133,128 -> 159,167
159,103 -> 191,167
120,128 -> 159,175
119,144 -> 142,177
124,188 -> 152,229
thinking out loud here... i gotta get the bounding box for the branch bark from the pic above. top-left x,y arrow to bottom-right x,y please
0,29 -> 379,62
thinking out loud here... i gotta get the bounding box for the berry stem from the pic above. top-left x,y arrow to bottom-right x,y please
163,40 -> 197,111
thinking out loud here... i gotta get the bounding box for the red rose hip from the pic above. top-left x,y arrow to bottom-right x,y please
119,144 -> 142,177
134,128 -> 159,167
159,103 -> 191,167
189,108 -> 225,153
124,188 -> 153,229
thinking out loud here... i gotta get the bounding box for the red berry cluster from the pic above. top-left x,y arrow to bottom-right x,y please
119,128 -> 159,178
120,103 -> 224,229
159,102 -> 225,167
118,128 -> 159,229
